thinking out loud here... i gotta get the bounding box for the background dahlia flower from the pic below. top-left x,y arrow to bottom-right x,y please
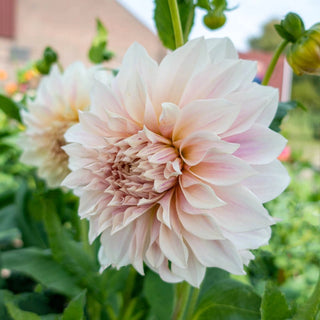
63,38 -> 289,287
19,62 -> 106,188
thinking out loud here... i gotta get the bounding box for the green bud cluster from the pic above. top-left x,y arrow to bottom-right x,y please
35,47 -> 58,75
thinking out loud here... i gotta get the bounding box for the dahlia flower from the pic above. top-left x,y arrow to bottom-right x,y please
19,62 -> 106,188
63,38 -> 289,286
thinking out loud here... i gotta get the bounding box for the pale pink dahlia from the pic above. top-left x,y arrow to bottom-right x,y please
63,38 -> 289,286
19,62 -> 105,188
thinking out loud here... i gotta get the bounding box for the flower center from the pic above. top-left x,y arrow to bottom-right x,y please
104,131 -> 182,206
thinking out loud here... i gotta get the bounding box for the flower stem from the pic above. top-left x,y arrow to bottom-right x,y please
185,287 -> 200,320
80,218 -> 93,259
172,282 -> 191,320
168,0 -> 184,49
261,40 -> 289,86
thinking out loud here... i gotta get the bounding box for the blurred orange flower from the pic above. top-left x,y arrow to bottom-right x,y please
0,69 -> 8,81
5,82 -> 18,95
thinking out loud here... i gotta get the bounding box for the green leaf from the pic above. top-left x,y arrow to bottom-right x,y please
199,268 -> 230,299
5,301 -> 41,320
293,273 -> 320,320
269,100 -> 303,132
261,282 -> 292,320
1,247 -> 82,297
0,95 -> 22,122
196,0 -> 211,10
143,270 -> 174,320
154,0 -> 195,50
88,18 -> 113,64
193,279 -> 261,320
61,291 -> 86,320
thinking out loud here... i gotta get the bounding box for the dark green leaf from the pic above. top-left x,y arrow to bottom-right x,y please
1,247 -> 82,297
0,95 -> 22,122
261,281 -> 292,320
193,279 -> 261,320
269,100 -> 303,132
5,301 -> 41,320
61,291 -> 86,320
154,0 -> 195,50
143,270 -> 174,320
199,268 -> 230,299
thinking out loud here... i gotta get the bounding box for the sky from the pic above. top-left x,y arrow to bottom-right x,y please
118,0 -> 320,51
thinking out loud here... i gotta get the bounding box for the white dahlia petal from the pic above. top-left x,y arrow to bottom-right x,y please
63,37 -> 289,286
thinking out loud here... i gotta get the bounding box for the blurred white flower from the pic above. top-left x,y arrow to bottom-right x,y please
63,38 -> 289,287
19,62 -> 105,188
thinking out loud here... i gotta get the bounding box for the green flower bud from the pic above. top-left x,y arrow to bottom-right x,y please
35,59 -> 50,75
275,12 -> 305,43
203,9 -> 226,30
44,47 -> 58,64
287,23 -> 320,75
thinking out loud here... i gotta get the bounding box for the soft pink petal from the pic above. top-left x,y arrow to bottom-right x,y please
189,153 -> 255,186
212,185 -> 275,232
184,233 -> 245,275
224,124 -> 287,165
154,38 -> 209,106
171,252 -> 206,287
159,224 -> 189,268
180,131 -> 239,166
179,59 -> 257,107
223,83 -> 279,136
179,176 -> 225,209
173,99 -> 241,143
243,159 -> 290,203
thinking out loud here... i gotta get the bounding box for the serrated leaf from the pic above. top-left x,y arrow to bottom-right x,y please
143,270 -> 174,320
193,279 -> 261,320
1,248 -> 82,297
154,0 -> 195,50
62,291 -> 86,320
269,101 -> 302,132
261,281 -> 292,320
0,95 -> 22,122
5,301 -> 41,320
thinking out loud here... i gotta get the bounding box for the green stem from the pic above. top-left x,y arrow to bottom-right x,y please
185,287 -> 200,320
261,40 -> 289,86
168,0 -> 184,49
119,267 -> 137,320
172,282 -> 191,320
80,218 -> 93,259
86,294 -> 101,320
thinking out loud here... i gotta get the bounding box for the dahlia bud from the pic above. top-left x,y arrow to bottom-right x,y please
275,12 -> 305,42
286,23 -> 320,75
203,9 -> 226,30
